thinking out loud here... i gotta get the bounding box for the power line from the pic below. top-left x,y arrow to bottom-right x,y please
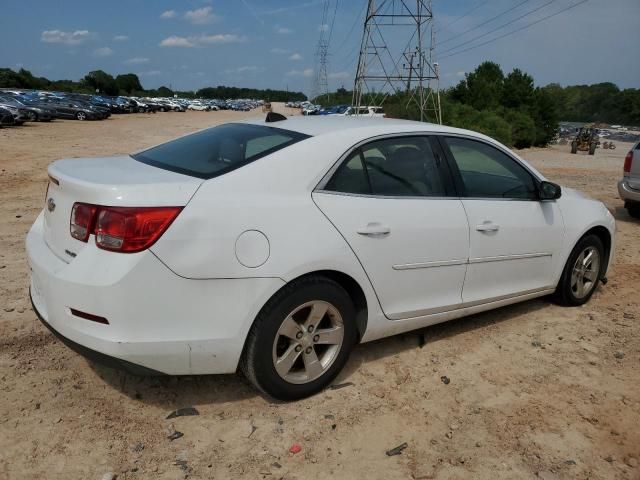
437,0 -> 556,56
440,0 -> 589,59
438,0 -> 533,46
436,0 -> 491,33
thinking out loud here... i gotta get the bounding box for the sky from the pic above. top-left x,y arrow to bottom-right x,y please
1,0 -> 639,96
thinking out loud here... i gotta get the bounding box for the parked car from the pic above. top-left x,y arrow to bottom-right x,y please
187,101 -> 210,111
618,140 -> 640,218
0,106 -> 15,127
39,98 -> 101,120
0,95 -> 56,122
342,105 -> 385,117
26,116 -> 616,400
0,102 -> 30,125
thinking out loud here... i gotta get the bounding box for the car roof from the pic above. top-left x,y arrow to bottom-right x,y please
239,115 -> 475,138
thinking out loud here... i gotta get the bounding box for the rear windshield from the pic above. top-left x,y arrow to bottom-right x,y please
132,123 -> 310,179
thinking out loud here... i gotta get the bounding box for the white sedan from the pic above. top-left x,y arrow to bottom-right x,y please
27,115 -> 615,400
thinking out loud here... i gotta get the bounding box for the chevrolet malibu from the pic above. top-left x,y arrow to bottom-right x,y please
27,115 -> 615,400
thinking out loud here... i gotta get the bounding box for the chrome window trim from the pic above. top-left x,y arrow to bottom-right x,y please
314,131 -> 545,200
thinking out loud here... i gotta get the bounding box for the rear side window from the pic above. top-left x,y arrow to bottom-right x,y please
133,123 -> 309,179
325,136 -> 447,197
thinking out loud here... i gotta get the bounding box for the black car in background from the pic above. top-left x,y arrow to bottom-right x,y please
0,106 -> 15,127
38,98 -> 101,120
0,95 -> 56,122
0,102 -> 31,125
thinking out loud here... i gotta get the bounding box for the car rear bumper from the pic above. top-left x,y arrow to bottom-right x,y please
26,211 -> 284,375
618,179 -> 640,203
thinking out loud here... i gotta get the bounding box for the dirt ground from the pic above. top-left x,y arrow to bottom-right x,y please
0,106 -> 638,480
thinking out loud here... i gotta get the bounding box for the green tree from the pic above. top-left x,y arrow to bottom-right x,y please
115,73 -> 143,94
505,110 -> 536,148
502,68 -> 535,110
82,70 -> 118,95
462,61 -> 505,111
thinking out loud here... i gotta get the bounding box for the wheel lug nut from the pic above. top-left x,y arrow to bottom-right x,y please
295,345 -> 302,352
296,332 -> 303,339
307,325 -> 314,333
305,347 -> 312,354
313,335 -> 320,342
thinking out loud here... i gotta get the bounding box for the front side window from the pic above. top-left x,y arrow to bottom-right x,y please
325,136 -> 447,197
133,124 -> 309,179
443,137 -> 537,199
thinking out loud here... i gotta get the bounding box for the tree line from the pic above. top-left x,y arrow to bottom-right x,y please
315,61 -> 640,148
0,67 -> 306,102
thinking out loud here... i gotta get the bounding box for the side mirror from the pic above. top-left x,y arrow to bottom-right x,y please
538,181 -> 561,200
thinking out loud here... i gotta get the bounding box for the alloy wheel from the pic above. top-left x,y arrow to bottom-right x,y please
570,246 -> 600,299
272,300 -> 344,384
77,112 -> 86,121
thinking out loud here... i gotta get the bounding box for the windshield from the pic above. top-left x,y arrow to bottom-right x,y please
132,123 -> 310,179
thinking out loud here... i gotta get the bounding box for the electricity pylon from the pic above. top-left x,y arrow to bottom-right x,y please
353,0 -> 441,123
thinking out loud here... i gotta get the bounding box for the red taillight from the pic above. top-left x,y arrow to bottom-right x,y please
624,151 -> 633,173
70,203 -> 182,253
70,203 -> 97,242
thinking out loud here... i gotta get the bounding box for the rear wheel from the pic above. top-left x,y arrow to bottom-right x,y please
76,111 -> 87,121
553,234 -> 604,306
589,143 -> 596,155
626,202 -> 640,219
241,276 -> 357,400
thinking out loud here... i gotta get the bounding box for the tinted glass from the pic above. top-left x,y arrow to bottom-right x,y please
444,137 -> 537,199
132,124 -> 309,179
326,136 -> 446,197
325,151 -> 370,194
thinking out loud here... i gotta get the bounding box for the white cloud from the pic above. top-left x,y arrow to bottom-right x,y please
275,26 -> 293,34
289,53 -> 303,61
93,47 -> 113,57
160,10 -> 177,19
286,68 -> 314,77
160,34 -> 245,48
270,48 -> 289,54
139,70 -> 161,76
184,6 -> 217,25
159,36 -> 195,48
41,30 -> 90,45
113,35 -> 129,42
124,57 -> 150,65
197,34 -> 245,44
318,23 -> 329,32
328,71 -> 351,79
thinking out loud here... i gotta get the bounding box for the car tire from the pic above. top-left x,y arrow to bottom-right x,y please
241,275 -> 357,400
27,111 -> 37,121
76,112 -> 86,121
571,142 -> 577,154
553,234 -> 604,306
627,202 -> 640,219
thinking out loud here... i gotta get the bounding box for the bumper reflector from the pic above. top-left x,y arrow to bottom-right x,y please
70,308 -> 109,325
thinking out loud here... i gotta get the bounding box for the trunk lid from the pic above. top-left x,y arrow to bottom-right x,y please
44,155 -> 202,262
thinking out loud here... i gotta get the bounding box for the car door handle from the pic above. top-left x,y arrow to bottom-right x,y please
476,221 -> 500,232
357,223 -> 391,236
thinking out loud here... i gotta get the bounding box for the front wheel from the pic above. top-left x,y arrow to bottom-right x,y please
241,276 -> 357,400
76,111 -> 86,121
553,234 -> 604,306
